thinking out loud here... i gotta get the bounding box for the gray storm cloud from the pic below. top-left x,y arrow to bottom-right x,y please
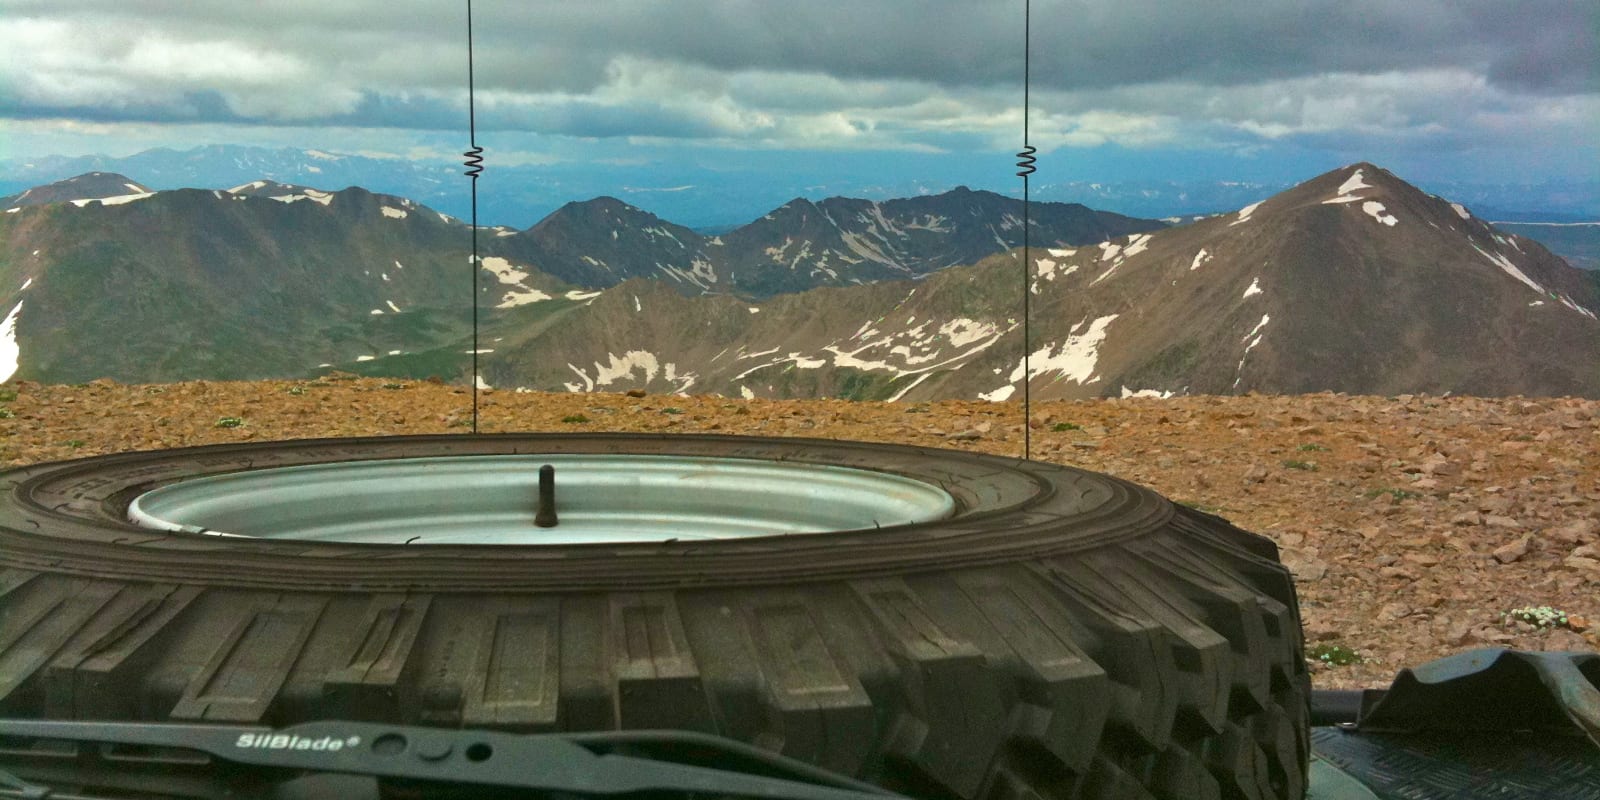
0,0 -> 1594,152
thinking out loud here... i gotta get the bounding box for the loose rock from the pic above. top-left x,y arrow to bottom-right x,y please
1493,535 -> 1532,564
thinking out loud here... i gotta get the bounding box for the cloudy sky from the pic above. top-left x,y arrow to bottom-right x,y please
2,0 -> 1596,192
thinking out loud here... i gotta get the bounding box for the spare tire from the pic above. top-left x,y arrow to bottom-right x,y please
0,434 -> 1308,799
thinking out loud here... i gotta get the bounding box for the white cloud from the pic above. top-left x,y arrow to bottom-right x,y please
0,1 -> 1592,170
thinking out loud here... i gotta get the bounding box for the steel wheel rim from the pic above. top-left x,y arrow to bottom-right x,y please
126,454 -> 957,544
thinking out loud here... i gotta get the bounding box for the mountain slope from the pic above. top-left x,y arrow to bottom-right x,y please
3,163 -> 1595,398
0,175 -> 1156,384
712,188 -> 1160,296
1014,163 -> 1600,399
497,198 -> 720,292
484,188 -> 1165,299
0,184 -> 574,383
481,164 -> 1600,401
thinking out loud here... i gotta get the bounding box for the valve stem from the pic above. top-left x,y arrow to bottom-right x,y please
535,464 -> 558,527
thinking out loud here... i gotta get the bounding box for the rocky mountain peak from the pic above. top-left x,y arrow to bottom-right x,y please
2,172 -> 152,209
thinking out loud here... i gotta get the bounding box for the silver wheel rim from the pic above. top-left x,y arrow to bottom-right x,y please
126,454 -> 957,544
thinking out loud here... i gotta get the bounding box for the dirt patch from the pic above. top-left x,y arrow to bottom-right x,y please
2,376 -> 1596,690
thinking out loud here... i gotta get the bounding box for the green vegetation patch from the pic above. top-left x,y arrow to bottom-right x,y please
1501,606 -> 1581,630
1307,644 -> 1363,666
1297,443 -> 1329,452
560,414 -> 590,424
1052,422 -> 1082,432
215,416 -> 245,428
1282,459 -> 1318,471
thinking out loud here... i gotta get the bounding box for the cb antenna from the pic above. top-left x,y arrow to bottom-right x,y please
463,0 -> 484,434
1016,0 -> 1036,460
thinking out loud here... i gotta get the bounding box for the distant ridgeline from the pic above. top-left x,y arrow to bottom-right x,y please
2,163 -> 1597,399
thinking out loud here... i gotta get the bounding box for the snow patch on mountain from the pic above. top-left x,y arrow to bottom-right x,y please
565,350 -> 697,394
1470,244 -> 1548,297
1450,203 -> 1471,220
1233,314 -> 1271,389
267,189 -> 334,206
904,214 -> 952,233
655,258 -> 719,290
1558,295 -> 1598,321
1091,262 -> 1122,286
1191,249 -> 1212,270
480,255 -> 554,306
820,316 -> 1008,380
71,192 -> 154,207
642,226 -> 685,248
983,314 -> 1118,400
1030,256 -> 1079,293
1362,202 -> 1398,226
1120,386 -> 1175,399
380,206 -> 408,219
1230,201 -> 1263,226
481,257 -> 530,285
498,288 -> 553,308
1337,170 -> 1371,195
941,318 -> 1001,348
0,301 -> 23,382
1243,277 -> 1263,298
978,384 -> 1016,402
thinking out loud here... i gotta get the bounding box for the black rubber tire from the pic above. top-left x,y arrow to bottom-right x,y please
0,434 -> 1309,800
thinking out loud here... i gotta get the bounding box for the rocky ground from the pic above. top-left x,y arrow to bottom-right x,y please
1,376 -> 1596,690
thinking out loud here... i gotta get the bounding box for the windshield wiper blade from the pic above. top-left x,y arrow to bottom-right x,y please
0,719 -> 901,800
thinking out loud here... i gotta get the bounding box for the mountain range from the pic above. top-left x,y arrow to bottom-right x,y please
2,163 -> 1596,400
5,144 -> 1597,229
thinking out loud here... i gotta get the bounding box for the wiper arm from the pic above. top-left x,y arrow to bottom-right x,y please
0,719 -> 901,800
